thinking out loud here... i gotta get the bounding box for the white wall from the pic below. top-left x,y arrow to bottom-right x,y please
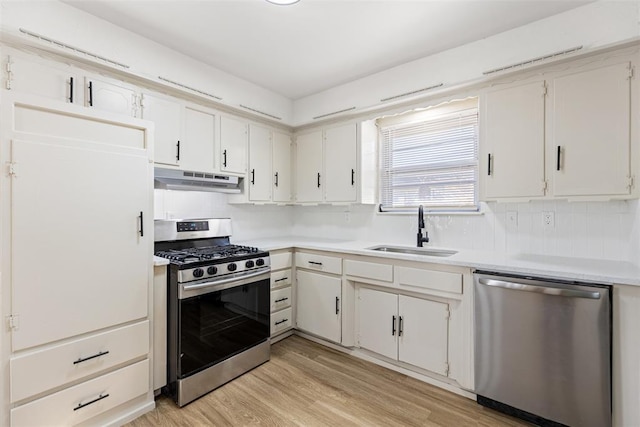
154,190 -> 294,242
292,200 -> 640,263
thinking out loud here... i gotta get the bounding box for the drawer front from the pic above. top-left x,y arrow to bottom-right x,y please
271,287 -> 292,312
296,252 -> 342,275
271,251 -> 293,271
11,321 -> 149,402
271,269 -> 292,289
11,359 -> 149,427
271,308 -> 293,335
344,259 -> 393,282
397,266 -> 462,294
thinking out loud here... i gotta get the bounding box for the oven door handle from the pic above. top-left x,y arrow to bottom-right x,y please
180,268 -> 270,299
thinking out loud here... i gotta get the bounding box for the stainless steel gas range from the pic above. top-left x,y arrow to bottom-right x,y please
154,218 -> 270,407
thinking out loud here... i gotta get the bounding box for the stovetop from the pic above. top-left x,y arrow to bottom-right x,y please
155,244 -> 266,266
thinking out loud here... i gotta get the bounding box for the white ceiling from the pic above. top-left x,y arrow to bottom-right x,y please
65,0 -> 590,100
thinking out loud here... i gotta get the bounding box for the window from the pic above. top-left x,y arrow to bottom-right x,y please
378,99 -> 479,212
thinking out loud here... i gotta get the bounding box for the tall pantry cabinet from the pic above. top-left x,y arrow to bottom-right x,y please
0,92 -> 154,426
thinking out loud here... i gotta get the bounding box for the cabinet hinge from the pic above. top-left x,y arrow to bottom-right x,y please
628,175 -> 634,190
629,65 -> 635,80
542,180 -> 548,193
542,82 -> 547,96
139,93 -> 145,108
5,55 -> 13,90
445,307 -> 451,320
7,162 -> 17,177
444,362 -> 450,376
7,314 -> 19,331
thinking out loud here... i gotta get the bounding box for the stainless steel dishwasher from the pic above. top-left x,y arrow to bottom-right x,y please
474,271 -> 611,427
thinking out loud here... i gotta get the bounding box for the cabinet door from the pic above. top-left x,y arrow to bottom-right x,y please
220,116 -> 248,174
86,77 -> 138,117
182,106 -> 215,172
324,123 -> 357,202
10,134 -> 149,351
295,131 -> 323,202
272,131 -> 292,203
398,295 -> 448,376
296,270 -> 341,343
552,62 -> 632,197
141,93 -> 182,166
248,124 -> 272,201
357,288 -> 397,360
482,81 -> 546,199
6,53 -> 81,105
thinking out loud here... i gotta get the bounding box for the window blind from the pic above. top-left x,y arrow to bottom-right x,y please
379,106 -> 479,211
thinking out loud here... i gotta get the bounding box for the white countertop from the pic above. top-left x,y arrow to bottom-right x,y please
153,256 -> 170,266
235,236 -> 640,286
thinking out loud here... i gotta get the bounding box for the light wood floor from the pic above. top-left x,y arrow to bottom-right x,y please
126,336 -> 529,426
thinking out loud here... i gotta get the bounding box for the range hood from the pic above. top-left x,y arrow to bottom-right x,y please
154,167 -> 241,193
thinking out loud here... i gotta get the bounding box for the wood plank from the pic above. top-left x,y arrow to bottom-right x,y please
126,336 -> 528,426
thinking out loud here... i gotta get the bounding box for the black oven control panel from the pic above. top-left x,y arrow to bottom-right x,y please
177,221 -> 210,232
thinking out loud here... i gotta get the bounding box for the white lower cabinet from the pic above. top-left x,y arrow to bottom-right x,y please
11,359 -> 149,427
270,250 -> 294,337
296,269 -> 342,343
358,287 -> 449,376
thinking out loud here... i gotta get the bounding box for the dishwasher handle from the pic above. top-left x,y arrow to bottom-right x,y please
478,278 -> 602,299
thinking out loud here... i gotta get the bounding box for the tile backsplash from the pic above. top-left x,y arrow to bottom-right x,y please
154,189 -> 639,264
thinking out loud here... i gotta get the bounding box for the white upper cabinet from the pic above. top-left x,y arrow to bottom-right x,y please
272,131 -> 292,203
140,93 -> 182,166
85,76 -> 139,118
4,51 -> 81,105
481,80 -> 547,200
551,61 -> 632,197
182,106 -> 216,172
220,115 -> 248,174
248,124 -> 273,202
296,130 -> 324,203
324,123 -> 357,202
295,123 -> 358,203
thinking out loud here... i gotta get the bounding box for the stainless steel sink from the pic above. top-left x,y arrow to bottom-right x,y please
367,245 -> 457,257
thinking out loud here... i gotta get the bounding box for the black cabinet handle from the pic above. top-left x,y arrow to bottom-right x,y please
275,319 -> 288,326
274,277 -> 288,282
176,141 -> 181,161
73,350 -> 109,365
398,316 -> 403,337
487,153 -> 492,176
556,146 -> 561,171
308,261 -> 323,266
317,172 -> 321,188
275,297 -> 289,303
74,393 -> 109,411
351,169 -> 355,186
392,315 -> 396,336
251,169 -> 255,185
335,296 -> 340,314
274,172 -> 279,187
223,149 -> 228,168
88,81 -> 93,106
69,77 -> 74,103
138,211 -> 144,237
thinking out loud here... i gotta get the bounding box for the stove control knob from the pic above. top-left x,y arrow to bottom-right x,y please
227,263 -> 237,272
207,266 -> 218,275
256,258 -> 265,267
193,268 -> 204,278
245,260 -> 255,268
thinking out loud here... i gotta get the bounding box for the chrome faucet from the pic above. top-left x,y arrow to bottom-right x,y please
417,205 -> 429,247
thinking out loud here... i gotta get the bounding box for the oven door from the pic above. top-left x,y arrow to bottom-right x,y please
177,270 -> 270,379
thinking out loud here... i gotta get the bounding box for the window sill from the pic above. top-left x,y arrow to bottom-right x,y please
376,210 -> 484,216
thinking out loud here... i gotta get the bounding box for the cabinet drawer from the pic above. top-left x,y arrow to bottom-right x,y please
296,252 -> 342,275
11,321 -> 149,402
396,267 -> 462,294
271,287 -> 292,312
11,359 -> 149,427
271,269 -> 292,289
344,260 -> 393,282
271,251 -> 293,270
271,308 -> 293,335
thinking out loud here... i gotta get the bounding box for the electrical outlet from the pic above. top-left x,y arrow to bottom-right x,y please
543,211 -> 555,228
507,211 -> 518,227
344,211 -> 351,223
